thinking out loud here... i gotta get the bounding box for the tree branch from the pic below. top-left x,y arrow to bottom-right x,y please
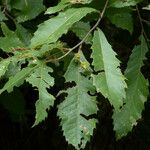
136,5 -> 150,49
46,0 -> 109,63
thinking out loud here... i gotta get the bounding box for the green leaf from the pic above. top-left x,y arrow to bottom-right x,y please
109,0 -> 143,8
0,65 -> 36,94
0,9 -> 7,21
0,23 -> 25,52
26,64 -> 55,126
4,59 -> 25,78
71,21 -> 92,44
106,8 -> 133,33
0,89 -> 25,122
143,5 -> 150,10
91,28 -> 127,110
69,0 -> 93,4
143,20 -> 150,26
113,36 -> 149,139
45,1 -> 70,15
26,42 -> 64,58
58,52 -> 98,149
0,59 -> 11,78
15,24 -> 32,46
30,7 -> 96,48
11,0 -> 45,22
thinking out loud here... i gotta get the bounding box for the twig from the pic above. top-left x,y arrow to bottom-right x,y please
2,0 -> 16,23
4,11 -> 16,22
46,0 -> 109,63
136,5 -> 150,49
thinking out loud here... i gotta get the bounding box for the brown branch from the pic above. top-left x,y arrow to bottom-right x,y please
2,2 -> 16,23
136,5 -> 150,49
46,0 -> 109,63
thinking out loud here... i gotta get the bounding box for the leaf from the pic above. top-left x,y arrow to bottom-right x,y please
15,24 -> 32,46
143,5 -> 150,10
0,23 -> 25,52
11,0 -> 45,22
0,59 -> 11,78
45,1 -> 70,15
71,21 -> 92,44
109,0 -> 143,8
25,42 -> 64,58
113,36 -> 149,139
30,7 -> 96,48
106,8 -> 133,33
69,0 -> 93,4
143,20 -> 150,27
0,9 -> 7,21
91,28 -> 127,110
0,89 -> 25,122
26,64 -> 55,126
58,52 -> 98,149
4,59 -> 25,78
0,65 -> 36,94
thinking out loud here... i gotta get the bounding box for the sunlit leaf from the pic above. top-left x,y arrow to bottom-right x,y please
91,28 -> 127,110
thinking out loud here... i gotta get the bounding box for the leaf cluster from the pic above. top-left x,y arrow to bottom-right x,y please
0,0 -> 149,149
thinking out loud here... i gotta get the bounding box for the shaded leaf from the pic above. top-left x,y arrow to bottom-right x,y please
71,21 -> 92,44
0,89 -> 25,122
109,0 -> 143,8
15,24 -> 32,46
113,36 -> 149,139
106,8 -> 133,33
11,0 -> 45,22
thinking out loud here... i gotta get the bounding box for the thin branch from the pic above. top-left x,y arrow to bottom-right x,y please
46,0 -> 109,63
136,5 -> 150,49
4,11 -> 15,22
2,0 -> 16,23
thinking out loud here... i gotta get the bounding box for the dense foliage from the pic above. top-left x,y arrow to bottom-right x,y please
0,0 -> 149,149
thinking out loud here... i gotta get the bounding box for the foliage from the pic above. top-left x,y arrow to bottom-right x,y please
113,36 -> 149,139
26,62 -> 55,126
0,0 -> 149,149
91,28 -> 127,110
58,52 -> 98,149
